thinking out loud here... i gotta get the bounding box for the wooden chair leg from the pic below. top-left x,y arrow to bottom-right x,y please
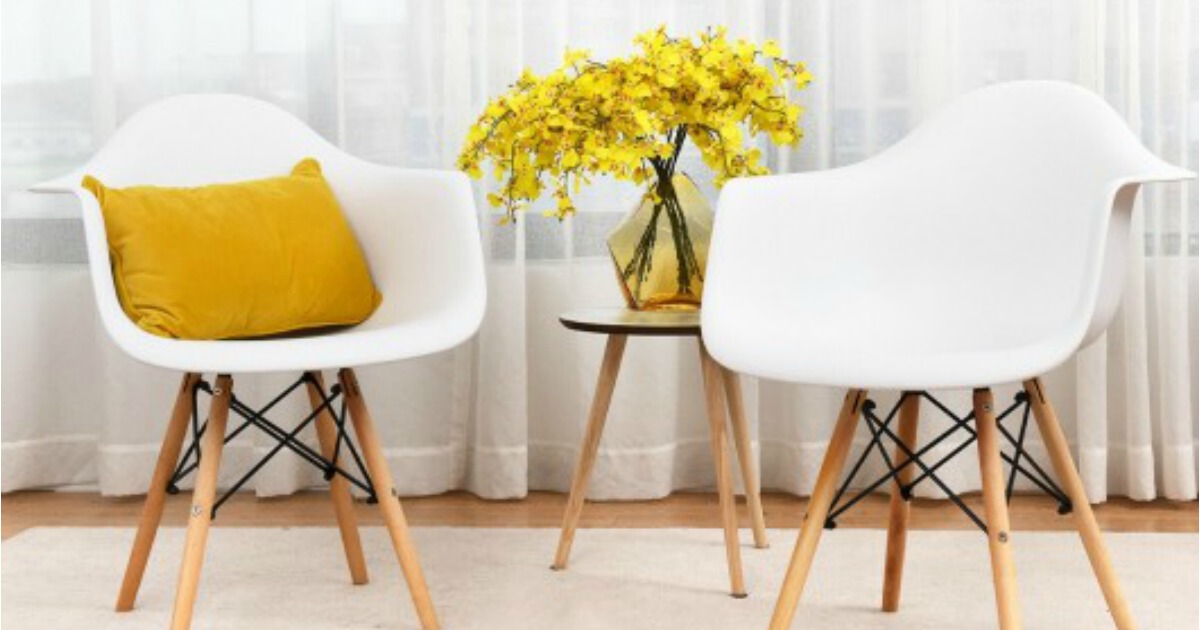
339,368 -> 440,630
974,388 -> 1022,630
769,389 -> 866,630
698,342 -> 747,597
1024,378 -> 1134,629
721,367 -> 769,549
170,374 -> 233,630
553,334 -> 628,570
116,373 -> 200,612
305,371 -> 369,585
881,392 -> 921,612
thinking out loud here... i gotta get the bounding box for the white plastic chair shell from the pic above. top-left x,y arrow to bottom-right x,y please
32,94 -> 486,374
702,81 -> 1193,390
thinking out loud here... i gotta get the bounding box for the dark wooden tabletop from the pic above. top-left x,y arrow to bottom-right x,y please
559,308 -> 701,337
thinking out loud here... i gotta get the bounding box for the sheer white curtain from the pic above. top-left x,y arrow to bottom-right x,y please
2,0 -> 1196,502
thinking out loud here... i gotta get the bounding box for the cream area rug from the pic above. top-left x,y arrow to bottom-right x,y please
2,527 -> 1196,629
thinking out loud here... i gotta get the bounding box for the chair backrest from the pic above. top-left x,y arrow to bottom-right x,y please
33,94 -> 485,349
36,94 -> 342,189
704,81 -> 1192,374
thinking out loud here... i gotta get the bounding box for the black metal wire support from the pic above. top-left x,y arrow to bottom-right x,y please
166,374 -> 379,519
825,391 -> 1072,533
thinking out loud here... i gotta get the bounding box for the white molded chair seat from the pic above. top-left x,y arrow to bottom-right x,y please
704,80 -> 1191,390
703,81 -> 1193,630
34,94 -> 486,373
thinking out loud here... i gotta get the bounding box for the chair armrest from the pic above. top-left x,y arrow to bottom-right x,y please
323,159 -> 487,347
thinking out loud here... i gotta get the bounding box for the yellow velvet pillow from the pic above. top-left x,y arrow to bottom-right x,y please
82,159 -> 382,339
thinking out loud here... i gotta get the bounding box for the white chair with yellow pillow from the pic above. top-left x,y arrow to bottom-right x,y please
33,94 -> 486,630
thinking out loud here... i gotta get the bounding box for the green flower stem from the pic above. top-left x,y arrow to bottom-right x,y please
620,125 -> 701,303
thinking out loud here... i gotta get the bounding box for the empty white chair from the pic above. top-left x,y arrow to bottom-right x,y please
702,81 -> 1192,629
33,94 -> 486,630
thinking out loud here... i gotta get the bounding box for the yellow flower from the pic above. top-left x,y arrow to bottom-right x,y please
457,26 -> 812,222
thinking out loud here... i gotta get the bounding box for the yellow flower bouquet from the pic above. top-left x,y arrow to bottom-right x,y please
458,26 -> 812,309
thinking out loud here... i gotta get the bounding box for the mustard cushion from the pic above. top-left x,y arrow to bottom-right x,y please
82,158 -> 382,339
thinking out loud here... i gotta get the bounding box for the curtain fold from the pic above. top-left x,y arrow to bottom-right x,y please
2,0 -> 1196,502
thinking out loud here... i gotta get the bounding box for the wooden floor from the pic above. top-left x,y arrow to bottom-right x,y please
2,490 -> 1195,541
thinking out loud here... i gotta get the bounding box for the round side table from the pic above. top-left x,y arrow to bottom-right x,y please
551,308 -> 769,598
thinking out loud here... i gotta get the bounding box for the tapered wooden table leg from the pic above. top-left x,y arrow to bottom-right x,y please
699,342 -> 746,597
339,368 -> 440,630
974,388 -> 1022,630
769,389 -> 865,630
170,374 -> 232,630
553,334 -> 628,570
721,367 -> 769,549
881,392 -> 921,612
117,373 -> 199,612
306,371 -> 369,585
1024,378 -> 1134,629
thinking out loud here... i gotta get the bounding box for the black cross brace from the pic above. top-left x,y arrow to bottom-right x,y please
825,391 -> 1072,534
166,373 -> 379,519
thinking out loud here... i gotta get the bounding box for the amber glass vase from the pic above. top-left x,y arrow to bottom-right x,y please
607,169 -> 713,311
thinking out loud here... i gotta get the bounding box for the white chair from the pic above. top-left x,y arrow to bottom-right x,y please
702,81 -> 1193,629
33,94 -> 486,630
